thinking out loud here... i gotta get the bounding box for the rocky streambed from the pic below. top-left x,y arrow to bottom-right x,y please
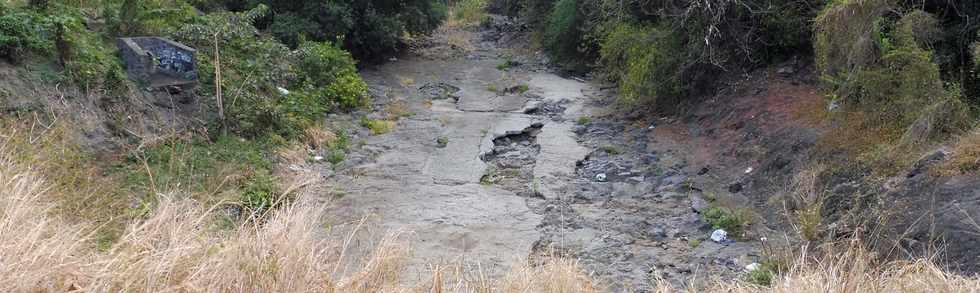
317,20 -> 764,291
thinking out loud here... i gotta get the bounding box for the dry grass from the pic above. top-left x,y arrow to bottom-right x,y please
277,142 -> 311,166
304,126 -> 338,150
446,0 -> 488,28
0,141 -> 406,291
0,117 -> 130,234
2,121 -> 979,292
684,241 -> 980,293
937,128 -> 980,176
784,164 -> 827,242
385,100 -> 414,120
0,144 -> 89,292
446,30 -> 475,51
497,258 -> 599,293
0,133 -> 604,292
398,76 -> 416,88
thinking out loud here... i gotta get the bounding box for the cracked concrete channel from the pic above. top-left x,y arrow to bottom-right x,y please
323,25 -> 760,291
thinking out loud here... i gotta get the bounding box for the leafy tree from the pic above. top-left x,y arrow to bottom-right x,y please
255,0 -> 446,60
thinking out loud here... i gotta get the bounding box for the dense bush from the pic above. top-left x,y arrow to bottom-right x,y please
512,0 -> 820,107
915,0 -> 980,106
240,171 -> 280,214
172,5 -> 300,137
486,0 -> 522,17
0,5 -> 125,93
817,4 -> 970,136
294,41 -> 369,110
106,0 -> 200,37
0,7 -> 54,60
169,5 -> 369,138
256,0 -> 446,59
599,23 -> 682,106
519,0 -> 554,30
294,41 -> 358,88
543,0 -> 591,71
811,4 -> 973,174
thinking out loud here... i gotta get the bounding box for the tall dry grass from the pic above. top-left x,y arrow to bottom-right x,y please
447,0 -> 488,27
0,135 -> 599,292
0,144 -> 89,292
650,240 -> 980,293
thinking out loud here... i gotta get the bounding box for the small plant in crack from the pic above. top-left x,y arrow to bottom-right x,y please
497,57 -> 518,70
531,178 -> 542,197
480,167 -> 499,185
576,116 -> 591,125
516,84 -> 529,93
327,148 -> 346,165
599,144 -> 622,155
688,238 -> 702,248
504,84 -> 529,95
361,117 -> 395,135
436,136 -> 449,148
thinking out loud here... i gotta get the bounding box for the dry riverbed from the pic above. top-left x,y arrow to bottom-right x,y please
306,19 -> 763,291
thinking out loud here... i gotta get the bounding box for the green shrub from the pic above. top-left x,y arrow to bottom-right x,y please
487,0 -> 522,17
0,6 -> 125,92
851,46 -> 947,125
520,0 -> 555,31
60,22 -> 127,93
268,12 -> 322,48
327,148 -> 346,165
815,0 -> 890,95
818,8 -> 971,156
107,0 -> 200,36
240,171 -> 280,214
294,41 -> 368,110
402,0 -> 447,34
0,7 -> 54,60
703,206 -> 753,237
276,90 -> 324,134
599,23 -> 682,106
323,70 -> 369,109
219,37 -> 297,137
173,6 -> 339,138
543,0 -> 589,71
256,0 -> 446,59
120,135 -> 275,202
496,57 -> 518,70
745,261 -> 777,286
361,117 -> 395,135
295,41 -> 358,86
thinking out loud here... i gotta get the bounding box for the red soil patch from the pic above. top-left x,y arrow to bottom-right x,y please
651,74 -> 825,171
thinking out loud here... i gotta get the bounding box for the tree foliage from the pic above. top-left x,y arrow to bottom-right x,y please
251,0 -> 446,60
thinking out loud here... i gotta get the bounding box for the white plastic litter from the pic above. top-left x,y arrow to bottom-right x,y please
313,155 -> 324,162
276,87 -> 290,96
744,167 -> 754,174
595,173 -> 607,182
710,229 -> 728,243
745,262 -> 761,272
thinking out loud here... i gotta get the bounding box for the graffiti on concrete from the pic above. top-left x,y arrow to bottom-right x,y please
117,37 -> 198,87
155,46 -> 194,74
